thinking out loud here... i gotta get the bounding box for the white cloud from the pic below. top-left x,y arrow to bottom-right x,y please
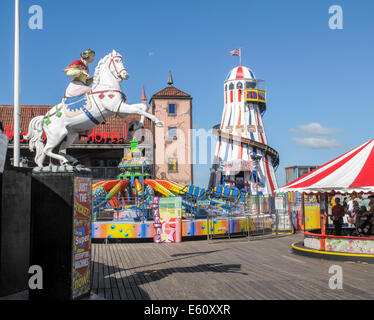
292,137 -> 341,149
289,122 -> 339,136
290,122 -> 341,149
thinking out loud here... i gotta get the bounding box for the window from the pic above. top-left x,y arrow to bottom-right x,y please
168,127 -> 177,138
236,82 -> 243,89
229,83 -> 234,90
168,103 -> 176,115
224,84 -> 227,91
245,81 -> 256,89
168,158 -> 178,172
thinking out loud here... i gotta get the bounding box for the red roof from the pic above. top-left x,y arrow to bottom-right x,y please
0,105 -> 152,144
150,86 -> 191,101
277,139 -> 374,194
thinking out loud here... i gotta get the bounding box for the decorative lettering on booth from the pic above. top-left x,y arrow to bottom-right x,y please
72,177 -> 92,299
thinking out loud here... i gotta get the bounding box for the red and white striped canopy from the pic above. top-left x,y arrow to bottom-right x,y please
277,139 -> 374,194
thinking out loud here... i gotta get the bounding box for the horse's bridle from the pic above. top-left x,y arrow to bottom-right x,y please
108,55 -> 128,80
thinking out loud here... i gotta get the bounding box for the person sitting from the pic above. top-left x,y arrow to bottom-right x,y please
342,197 -> 348,209
331,197 -> 346,236
64,49 -> 95,98
348,200 -> 360,220
355,205 -> 373,237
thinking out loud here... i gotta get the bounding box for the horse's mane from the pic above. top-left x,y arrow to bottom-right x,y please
92,52 -> 112,89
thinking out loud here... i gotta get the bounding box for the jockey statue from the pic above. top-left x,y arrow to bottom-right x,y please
64,49 -> 95,98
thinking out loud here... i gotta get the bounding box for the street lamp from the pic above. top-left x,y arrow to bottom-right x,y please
13,0 -> 21,167
251,154 -> 262,223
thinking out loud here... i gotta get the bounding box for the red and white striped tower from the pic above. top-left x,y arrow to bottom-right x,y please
211,65 -> 279,195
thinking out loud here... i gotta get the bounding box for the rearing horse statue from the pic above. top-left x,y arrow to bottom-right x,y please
24,50 -> 163,167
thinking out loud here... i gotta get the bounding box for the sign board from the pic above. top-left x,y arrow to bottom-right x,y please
72,177 -> 92,299
198,200 -> 210,206
158,197 -> 182,243
225,160 -> 252,173
275,195 -> 285,210
152,197 -> 162,243
247,125 -> 256,132
0,132 -> 8,173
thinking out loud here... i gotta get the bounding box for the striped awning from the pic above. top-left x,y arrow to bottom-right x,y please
276,139 -> 374,194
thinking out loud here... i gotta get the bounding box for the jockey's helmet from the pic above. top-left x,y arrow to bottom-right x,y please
81,49 -> 95,60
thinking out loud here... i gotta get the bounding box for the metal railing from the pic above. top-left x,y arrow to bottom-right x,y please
91,167 -> 120,180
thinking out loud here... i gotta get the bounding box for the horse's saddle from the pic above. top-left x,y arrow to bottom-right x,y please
62,94 -> 92,118
62,94 -> 101,125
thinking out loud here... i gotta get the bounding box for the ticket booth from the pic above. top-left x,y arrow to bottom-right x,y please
29,171 -> 92,300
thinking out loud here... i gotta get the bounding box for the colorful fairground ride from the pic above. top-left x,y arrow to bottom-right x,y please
91,140 -> 269,239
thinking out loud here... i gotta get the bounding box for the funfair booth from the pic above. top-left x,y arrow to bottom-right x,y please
277,139 -> 374,262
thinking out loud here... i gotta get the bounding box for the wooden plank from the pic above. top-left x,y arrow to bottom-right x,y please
112,243 -> 137,300
97,243 -> 105,295
91,243 -> 98,294
107,244 -> 131,300
155,243 -> 219,299
105,244 -> 124,300
125,243 -> 162,300
128,243 -> 163,300
143,243 -> 187,299
117,243 -> 146,300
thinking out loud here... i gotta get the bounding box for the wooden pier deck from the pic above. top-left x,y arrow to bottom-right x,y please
91,234 -> 374,300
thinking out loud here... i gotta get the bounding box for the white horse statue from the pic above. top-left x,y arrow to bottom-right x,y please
24,50 -> 163,167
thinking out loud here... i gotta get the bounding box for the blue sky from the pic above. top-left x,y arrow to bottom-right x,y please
1,0 -> 374,187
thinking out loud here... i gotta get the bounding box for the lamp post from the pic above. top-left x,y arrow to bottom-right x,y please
251,154 -> 262,232
13,0 -> 20,167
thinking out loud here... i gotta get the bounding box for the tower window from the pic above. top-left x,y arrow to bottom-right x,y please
168,127 -> 177,138
224,84 -> 227,91
229,83 -> 234,90
168,103 -> 176,115
245,81 -> 256,89
168,158 -> 178,172
236,82 -> 243,89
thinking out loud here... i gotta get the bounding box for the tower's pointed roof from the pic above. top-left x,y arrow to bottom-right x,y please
141,86 -> 147,102
167,71 -> 173,86
150,71 -> 191,102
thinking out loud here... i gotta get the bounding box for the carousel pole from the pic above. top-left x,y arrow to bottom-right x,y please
13,0 -> 21,167
301,192 -> 305,232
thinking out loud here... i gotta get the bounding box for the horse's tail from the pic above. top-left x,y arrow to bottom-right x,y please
24,116 -> 45,165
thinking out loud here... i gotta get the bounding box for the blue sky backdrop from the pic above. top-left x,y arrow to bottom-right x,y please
1,0 -> 373,187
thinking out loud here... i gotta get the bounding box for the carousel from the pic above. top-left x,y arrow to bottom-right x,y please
277,139 -> 374,262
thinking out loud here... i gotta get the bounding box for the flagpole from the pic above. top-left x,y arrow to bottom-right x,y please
239,48 -> 242,66
14,0 -> 20,167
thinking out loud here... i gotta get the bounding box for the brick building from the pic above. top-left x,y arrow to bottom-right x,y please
150,72 -> 193,185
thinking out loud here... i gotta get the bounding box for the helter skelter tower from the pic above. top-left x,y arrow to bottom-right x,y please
209,65 -> 279,195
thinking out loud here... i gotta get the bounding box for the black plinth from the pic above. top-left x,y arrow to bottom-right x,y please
0,167 -> 32,297
29,171 -> 92,300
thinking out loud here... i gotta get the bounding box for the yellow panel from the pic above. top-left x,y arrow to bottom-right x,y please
304,206 -> 321,230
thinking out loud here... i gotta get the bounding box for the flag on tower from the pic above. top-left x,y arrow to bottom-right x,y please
230,49 -> 241,56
